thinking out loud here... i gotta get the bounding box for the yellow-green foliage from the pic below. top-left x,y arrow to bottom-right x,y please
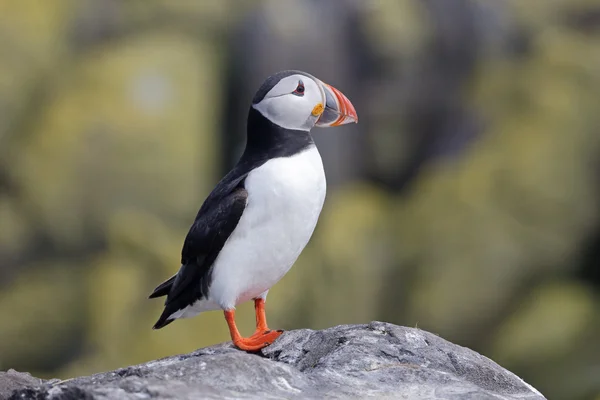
0,266 -> 85,376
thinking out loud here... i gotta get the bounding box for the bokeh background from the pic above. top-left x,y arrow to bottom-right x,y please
0,0 -> 599,399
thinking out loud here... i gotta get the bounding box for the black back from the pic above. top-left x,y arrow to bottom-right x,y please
151,104 -> 313,328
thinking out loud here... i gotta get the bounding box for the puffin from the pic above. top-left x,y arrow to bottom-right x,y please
149,70 -> 358,351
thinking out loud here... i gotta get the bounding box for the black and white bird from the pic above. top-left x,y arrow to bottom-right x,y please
149,70 -> 357,351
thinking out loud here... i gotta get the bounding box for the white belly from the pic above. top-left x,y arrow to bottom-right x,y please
207,145 -> 326,310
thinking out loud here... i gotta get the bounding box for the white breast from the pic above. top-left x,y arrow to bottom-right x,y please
208,145 -> 326,310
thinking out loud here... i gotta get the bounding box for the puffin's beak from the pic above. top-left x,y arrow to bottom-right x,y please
315,81 -> 358,127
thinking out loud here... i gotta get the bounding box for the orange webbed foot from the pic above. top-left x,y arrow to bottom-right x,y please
233,330 -> 283,351
250,329 -> 284,342
224,299 -> 284,352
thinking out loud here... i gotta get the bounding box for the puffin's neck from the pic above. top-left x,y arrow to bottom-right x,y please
242,107 -> 314,162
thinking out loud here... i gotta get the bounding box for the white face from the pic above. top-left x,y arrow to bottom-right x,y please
252,74 -> 325,131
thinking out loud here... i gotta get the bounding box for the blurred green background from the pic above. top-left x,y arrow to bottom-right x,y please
0,1 -> 599,399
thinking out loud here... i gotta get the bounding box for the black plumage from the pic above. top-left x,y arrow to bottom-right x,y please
151,185 -> 248,329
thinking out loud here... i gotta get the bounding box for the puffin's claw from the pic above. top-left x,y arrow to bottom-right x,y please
249,329 -> 285,338
251,329 -> 283,341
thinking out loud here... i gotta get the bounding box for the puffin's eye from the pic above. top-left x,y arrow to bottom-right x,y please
293,81 -> 305,96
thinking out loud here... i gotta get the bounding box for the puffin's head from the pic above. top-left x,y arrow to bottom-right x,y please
251,70 -> 358,132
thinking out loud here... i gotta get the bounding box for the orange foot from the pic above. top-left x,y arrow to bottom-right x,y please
234,329 -> 284,351
224,299 -> 284,352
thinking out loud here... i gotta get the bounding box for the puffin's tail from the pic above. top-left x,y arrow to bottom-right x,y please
149,275 -> 178,329
148,275 -> 176,299
152,311 -> 175,330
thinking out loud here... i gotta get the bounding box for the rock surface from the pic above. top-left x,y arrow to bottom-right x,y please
4,322 -> 545,400
0,370 -> 43,400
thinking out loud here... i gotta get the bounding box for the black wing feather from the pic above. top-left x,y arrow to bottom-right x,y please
151,180 -> 248,329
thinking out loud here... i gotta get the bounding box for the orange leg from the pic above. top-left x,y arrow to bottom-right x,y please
253,298 -> 269,333
224,299 -> 283,351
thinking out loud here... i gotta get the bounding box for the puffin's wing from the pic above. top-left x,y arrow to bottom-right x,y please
151,185 -> 248,329
174,186 -> 248,300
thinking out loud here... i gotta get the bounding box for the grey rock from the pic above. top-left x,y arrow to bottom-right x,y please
5,322 -> 546,400
0,369 -> 43,400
